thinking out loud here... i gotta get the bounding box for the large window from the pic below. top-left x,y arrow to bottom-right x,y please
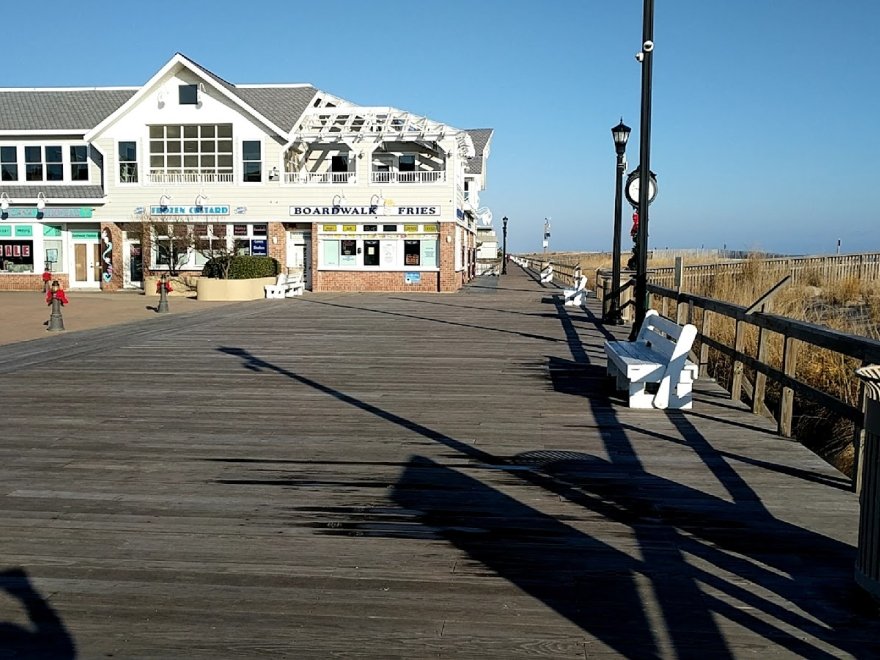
1,146 -> 17,181
119,141 -> 138,182
70,146 -> 88,181
149,124 -> 233,182
242,140 -> 261,182
25,145 -> 63,181
1,241 -> 34,272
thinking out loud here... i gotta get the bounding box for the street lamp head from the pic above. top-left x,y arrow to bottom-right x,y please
612,119 -> 631,156
502,216 -> 508,228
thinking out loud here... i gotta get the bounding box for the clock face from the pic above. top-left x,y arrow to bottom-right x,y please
625,172 -> 657,207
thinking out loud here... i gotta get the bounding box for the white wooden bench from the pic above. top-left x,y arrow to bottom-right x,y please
604,310 -> 699,409
264,273 -> 305,298
540,263 -> 554,283
564,274 -> 588,306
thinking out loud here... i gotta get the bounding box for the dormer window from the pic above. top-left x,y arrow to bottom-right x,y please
179,84 -> 198,105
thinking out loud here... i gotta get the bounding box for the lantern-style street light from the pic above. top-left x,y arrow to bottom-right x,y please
605,119 -> 630,324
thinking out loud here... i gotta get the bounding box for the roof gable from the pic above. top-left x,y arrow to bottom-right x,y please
84,53 -> 303,141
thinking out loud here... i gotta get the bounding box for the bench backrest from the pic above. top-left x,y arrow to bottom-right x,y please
275,273 -> 288,286
636,310 -> 697,362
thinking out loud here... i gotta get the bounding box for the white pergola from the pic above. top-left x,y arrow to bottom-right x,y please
293,106 -> 475,159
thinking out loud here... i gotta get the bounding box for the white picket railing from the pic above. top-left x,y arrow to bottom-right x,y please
147,170 -> 234,184
284,171 -> 357,184
371,170 -> 445,184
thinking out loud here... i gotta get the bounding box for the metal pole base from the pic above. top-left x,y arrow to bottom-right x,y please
47,303 -> 65,332
157,297 -> 169,313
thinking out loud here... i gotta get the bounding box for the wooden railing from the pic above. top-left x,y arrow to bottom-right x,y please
650,253 -> 880,289
517,256 -> 581,287
147,171 -> 234,184
285,171 -> 357,184
647,281 -> 880,491
370,171 -> 446,184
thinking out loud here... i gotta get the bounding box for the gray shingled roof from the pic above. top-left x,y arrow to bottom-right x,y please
466,128 -> 493,175
234,87 -> 318,133
0,185 -> 105,200
0,90 -> 136,132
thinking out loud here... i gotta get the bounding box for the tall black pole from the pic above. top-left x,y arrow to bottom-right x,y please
633,0 -> 655,337
607,150 -> 626,324
501,216 -> 508,274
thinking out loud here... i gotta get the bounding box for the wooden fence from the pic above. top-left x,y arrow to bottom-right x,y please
512,254 -> 880,492
650,253 -> 880,290
647,281 -> 880,492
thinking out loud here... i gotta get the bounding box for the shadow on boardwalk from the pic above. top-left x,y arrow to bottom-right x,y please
0,568 -> 76,658
218,337 -> 880,658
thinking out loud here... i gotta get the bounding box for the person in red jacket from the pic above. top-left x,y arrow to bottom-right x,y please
45,281 -> 69,306
41,267 -> 52,293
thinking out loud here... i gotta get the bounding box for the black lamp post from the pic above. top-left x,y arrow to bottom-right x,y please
632,0 -> 655,338
501,216 -> 508,274
605,119 -> 630,324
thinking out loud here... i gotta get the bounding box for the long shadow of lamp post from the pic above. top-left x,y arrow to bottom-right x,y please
605,119 -> 630,325
631,0 -> 656,339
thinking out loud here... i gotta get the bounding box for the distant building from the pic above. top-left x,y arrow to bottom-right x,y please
0,53 -> 493,293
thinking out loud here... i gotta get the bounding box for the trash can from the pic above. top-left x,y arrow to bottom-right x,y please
854,365 -> 880,600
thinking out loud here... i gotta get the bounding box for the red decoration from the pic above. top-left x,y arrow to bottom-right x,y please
630,211 -> 639,239
46,287 -> 69,306
156,279 -> 173,293
42,270 -> 52,283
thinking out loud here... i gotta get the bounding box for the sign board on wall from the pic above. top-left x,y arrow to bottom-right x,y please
2,208 -> 92,219
149,205 -> 230,216
404,272 -> 421,285
291,205 -> 440,216
251,239 -> 268,256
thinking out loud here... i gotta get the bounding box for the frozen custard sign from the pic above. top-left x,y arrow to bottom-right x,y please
149,205 -> 230,216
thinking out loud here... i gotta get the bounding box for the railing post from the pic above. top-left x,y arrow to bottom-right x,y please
699,311 -> 711,379
752,304 -> 769,416
778,335 -> 798,437
731,319 -> 746,403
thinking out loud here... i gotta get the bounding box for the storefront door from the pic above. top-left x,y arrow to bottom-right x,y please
72,241 -> 101,288
286,231 -> 312,290
122,237 -> 143,289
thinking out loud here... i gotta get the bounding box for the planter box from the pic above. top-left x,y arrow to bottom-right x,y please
143,275 -> 198,297
196,277 -> 276,301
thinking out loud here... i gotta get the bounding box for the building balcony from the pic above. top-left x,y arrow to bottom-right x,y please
146,170 -> 234,185
371,171 -> 446,184
284,171 -> 357,185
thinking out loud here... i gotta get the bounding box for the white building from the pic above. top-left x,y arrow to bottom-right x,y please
0,53 -> 493,293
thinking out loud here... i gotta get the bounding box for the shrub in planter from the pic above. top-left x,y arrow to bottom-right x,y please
202,255 -> 280,279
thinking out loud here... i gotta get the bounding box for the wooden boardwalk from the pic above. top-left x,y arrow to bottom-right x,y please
1,266 -> 878,658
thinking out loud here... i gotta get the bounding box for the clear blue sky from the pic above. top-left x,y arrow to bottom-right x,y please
5,0 -> 878,256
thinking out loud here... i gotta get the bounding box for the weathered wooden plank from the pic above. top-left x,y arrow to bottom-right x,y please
0,268 -> 877,658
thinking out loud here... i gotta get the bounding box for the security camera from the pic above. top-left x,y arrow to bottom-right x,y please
635,52 -> 644,62
643,40 -> 654,52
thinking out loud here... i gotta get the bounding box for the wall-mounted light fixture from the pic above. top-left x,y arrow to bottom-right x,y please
36,192 -> 47,211
269,166 -> 279,181
369,193 -> 385,216
159,194 -> 172,208
195,193 -> 208,207
0,192 -> 10,211
332,193 -> 346,207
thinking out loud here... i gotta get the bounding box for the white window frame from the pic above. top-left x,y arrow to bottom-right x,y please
117,139 -> 139,184
241,139 -> 263,184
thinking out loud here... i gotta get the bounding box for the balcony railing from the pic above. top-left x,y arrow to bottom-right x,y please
147,170 -> 234,184
285,171 -> 357,184
371,170 -> 446,184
